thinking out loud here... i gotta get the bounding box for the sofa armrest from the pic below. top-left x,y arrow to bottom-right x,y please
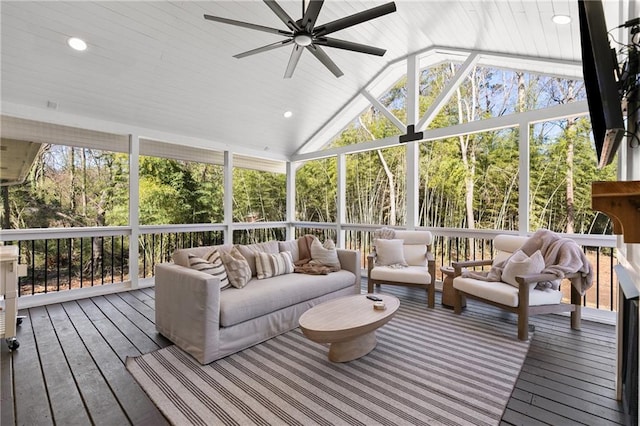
337,249 -> 361,293
154,263 -> 221,364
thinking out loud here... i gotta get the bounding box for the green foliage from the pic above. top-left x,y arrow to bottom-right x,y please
233,168 -> 286,222
4,64 -> 617,239
295,158 -> 337,222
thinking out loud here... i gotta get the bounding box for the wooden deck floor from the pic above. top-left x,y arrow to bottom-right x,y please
1,286 -> 628,426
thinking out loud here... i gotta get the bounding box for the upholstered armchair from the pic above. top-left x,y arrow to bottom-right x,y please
452,233 -> 588,340
367,230 -> 436,308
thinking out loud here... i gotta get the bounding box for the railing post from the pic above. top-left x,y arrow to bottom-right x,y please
129,133 -> 140,289
286,161 -> 296,241
336,154 -> 346,248
224,151 -> 234,245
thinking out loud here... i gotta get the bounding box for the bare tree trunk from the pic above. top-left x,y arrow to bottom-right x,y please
456,63 -> 477,230
70,147 -> 77,211
358,116 -> 396,225
82,148 -> 88,217
1,186 -> 10,229
565,81 -> 577,234
517,72 -> 526,113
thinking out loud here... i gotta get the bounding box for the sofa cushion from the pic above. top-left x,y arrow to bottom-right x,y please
310,237 -> 341,269
501,250 -> 544,287
187,250 -> 230,290
278,240 -> 300,262
219,270 -> 356,327
220,246 -> 252,289
237,241 -> 280,277
374,239 -> 407,267
256,251 -> 294,279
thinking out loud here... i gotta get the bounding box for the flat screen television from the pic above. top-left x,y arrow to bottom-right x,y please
578,0 -> 625,168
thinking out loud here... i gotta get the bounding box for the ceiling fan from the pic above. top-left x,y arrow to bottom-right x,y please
204,0 -> 397,79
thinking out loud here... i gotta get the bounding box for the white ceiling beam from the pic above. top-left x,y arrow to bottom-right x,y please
292,100 -> 588,162
416,52 -> 480,131
361,90 -> 405,131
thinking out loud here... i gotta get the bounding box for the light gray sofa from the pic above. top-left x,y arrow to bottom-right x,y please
154,240 -> 361,364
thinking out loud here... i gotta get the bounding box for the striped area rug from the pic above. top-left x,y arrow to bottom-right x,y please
127,294 -> 531,426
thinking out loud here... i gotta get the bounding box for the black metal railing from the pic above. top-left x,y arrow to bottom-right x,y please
3,224 -> 618,311
138,230 -> 224,278
8,235 -> 130,296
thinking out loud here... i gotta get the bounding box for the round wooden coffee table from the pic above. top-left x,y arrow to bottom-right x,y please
299,294 -> 400,362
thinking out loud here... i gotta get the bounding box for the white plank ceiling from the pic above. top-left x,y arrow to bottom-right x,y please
0,0 -> 631,160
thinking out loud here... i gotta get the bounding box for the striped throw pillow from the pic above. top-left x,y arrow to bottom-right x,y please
187,249 -> 230,290
255,251 -> 294,280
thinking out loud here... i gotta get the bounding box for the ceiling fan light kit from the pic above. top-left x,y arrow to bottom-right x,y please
204,0 -> 397,78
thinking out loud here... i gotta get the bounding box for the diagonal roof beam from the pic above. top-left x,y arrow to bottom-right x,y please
360,90 -> 406,131
416,52 -> 480,131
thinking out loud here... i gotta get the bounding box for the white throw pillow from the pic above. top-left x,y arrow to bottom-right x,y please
374,239 -> 408,267
501,250 -> 545,288
310,237 -> 341,268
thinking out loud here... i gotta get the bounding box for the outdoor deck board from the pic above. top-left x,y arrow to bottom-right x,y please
1,335 -> 15,426
11,310 -> 53,425
62,300 -> 169,426
46,303 -> 131,425
1,286 -> 627,425
29,305 -> 92,425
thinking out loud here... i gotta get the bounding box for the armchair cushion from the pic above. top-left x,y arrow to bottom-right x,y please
374,239 -> 408,267
501,250 -> 545,288
370,265 -> 432,285
453,277 -> 562,307
492,235 -> 529,265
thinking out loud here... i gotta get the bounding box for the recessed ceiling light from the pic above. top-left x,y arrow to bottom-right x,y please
283,111 -> 293,118
552,15 -> 571,25
67,37 -> 87,51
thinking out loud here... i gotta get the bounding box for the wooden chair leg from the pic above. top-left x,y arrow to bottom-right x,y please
427,283 -> 435,308
367,279 -> 373,294
517,288 -> 529,340
453,289 -> 462,314
517,309 -> 529,340
570,283 -> 582,330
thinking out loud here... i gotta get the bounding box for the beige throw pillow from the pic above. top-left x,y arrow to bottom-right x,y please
187,249 -> 230,290
220,246 -> 252,289
374,239 -> 408,267
310,237 -> 341,269
501,249 -> 545,288
256,251 -> 294,279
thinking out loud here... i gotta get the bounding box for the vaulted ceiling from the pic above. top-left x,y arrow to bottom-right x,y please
0,1 -> 631,161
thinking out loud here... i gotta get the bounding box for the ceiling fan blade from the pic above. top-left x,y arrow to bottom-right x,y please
284,44 -> 304,78
314,37 -> 386,56
306,45 -> 343,78
234,39 -> 293,59
204,14 -> 292,36
264,0 -> 301,32
301,0 -> 324,32
313,2 -> 396,37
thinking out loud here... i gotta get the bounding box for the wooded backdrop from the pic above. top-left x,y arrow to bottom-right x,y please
2,63 -> 616,235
